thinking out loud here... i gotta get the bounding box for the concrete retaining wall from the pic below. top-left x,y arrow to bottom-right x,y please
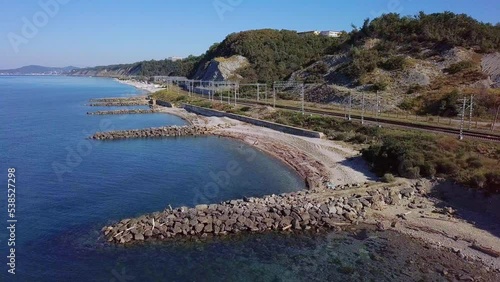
183,104 -> 324,138
155,99 -> 172,108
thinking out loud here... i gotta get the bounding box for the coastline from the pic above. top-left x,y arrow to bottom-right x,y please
96,104 -> 500,272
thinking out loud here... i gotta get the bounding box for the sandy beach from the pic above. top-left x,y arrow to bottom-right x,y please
116,79 -> 165,94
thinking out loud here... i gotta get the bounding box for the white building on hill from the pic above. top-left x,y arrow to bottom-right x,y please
298,30 -> 342,38
320,30 -> 342,37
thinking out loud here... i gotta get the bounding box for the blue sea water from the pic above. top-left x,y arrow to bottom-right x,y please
0,76 -> 474,282
0,76 -> 304,281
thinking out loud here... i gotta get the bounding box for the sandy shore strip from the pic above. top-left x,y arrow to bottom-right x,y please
115,79 -> 165,94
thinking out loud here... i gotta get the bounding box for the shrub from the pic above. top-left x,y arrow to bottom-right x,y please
372,78 -> 390,91
349,133 -> 369,144
333,132 -> 350,141
444,61 -> 475,74
346,48 -> 381,77
420,162 -> 436,177
382,173 -> 396,183
469,173 -> 486,188
407,84 -> 423,94
435,159 -> 460,176
379,55 -> 408,71
466,156 -> 483,169
484,171 -> 500,194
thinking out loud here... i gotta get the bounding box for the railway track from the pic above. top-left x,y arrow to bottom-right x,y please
235,100 -> 500,142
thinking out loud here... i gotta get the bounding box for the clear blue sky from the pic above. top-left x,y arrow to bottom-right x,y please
0,0 -> 498,69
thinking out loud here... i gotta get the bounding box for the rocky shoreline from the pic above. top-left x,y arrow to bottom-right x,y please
87,96 -> 150,106
88,101 -> 149,106
89,97 -> 148,102
87,109 -> 158,115
90,125 -> 230,140
103,182 -> 418,244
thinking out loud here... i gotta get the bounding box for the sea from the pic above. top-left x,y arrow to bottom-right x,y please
0,76 -> 460,281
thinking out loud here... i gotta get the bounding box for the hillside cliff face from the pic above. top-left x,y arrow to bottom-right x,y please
192,55 -> 249,81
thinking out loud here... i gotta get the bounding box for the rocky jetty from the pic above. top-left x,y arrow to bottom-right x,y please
88,101 -> 149,106
89,97 -> 147,102
90,125 -> 230,140
103,184 -> 417,244
87,109 -> 158,115
88,97 -> 150,106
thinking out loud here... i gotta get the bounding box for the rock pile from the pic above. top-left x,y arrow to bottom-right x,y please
89,97 -> 147,102
88,101 -> 149,106
90,125 -> 230,140
103,185 -> 417,244
87,109 -> 158,115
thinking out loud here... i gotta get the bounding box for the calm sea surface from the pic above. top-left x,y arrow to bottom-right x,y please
0,76 -> 463,281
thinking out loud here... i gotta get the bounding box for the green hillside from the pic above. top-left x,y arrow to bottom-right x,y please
193,29 -> 340,82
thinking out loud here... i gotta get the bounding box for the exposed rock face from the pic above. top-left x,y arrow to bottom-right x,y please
103,184 -> 418,244
193,55 -> 249,81
482,52 -> 500,88
289,54 -> 352,86
87,109 -> 157,115
90,125 -> 230,140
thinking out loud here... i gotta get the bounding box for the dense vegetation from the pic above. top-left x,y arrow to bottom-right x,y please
193,29 -> 339,82
73,55 -> 202,77
362,132 -> 500,194
349,12 -> 500,53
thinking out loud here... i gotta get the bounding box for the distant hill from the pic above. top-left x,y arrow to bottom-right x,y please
68,57 -> 200,77
0,65 -> 79,75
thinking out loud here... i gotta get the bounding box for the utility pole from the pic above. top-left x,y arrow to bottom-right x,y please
492,104 -> 500,132
234,83 -> 237,106
468,95 -> 474,130
376,91 -> 380,127
459,97 -> 467,140
361,92 -> 365,125
273,83 -> 276,108
301,84 -> 305,115
348,93 -> 352,121
257,84 -> 260,102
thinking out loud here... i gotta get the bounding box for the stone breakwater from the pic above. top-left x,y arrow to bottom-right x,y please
103,184 -> 418,244
88,96 -> 150,106
87,109 -> 158,115
88,101 -> 149,106
90,125 -> 230,140
89,97 -> 147,102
